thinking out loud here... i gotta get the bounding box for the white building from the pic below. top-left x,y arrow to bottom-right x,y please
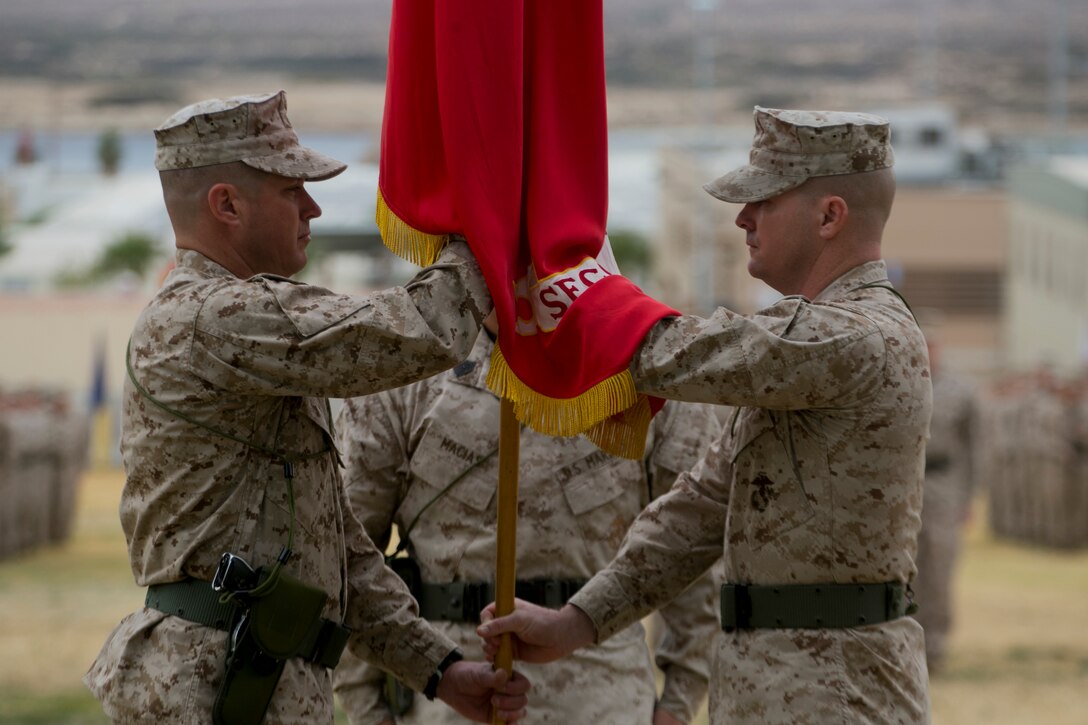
1004,156 -> 1088,372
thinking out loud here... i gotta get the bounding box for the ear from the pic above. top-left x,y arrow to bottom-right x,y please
206,183 -> 243,226
817,195 -> 848,240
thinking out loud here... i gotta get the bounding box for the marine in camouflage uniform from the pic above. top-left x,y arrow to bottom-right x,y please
332,329 -> 722,724
84,92 -> 529,724
912,328 -> 978,673
480,107 -> 934,724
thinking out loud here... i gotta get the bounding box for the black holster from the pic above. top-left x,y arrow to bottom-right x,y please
213,568 -> 328,725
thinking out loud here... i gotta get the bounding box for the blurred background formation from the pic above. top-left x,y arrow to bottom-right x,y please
0,0 -> 1086,722
980,369 -> 1088,549
0,388 -> 88,560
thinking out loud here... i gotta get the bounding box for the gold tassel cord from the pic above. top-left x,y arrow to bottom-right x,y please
375,188 -> 450,267
486,344 -> 650,459
583,396 -> 653,459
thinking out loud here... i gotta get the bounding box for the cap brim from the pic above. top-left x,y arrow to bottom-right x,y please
702,165 -> 808,203
242,146 -> 348,182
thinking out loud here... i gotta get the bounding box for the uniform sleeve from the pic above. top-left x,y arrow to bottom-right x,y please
339,479 -> 456,693
190,240 -> 491,399
631,300 -> 886,410
333,392 -> 413,723
569,431 -> 731,645
645,402 -> 721,722
337,392 -> 410,551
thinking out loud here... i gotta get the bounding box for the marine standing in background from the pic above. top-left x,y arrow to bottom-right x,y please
913,317 -> 978,673
333,316 -> 722,724
83,91 -> 528,724
480,107 -> 934,724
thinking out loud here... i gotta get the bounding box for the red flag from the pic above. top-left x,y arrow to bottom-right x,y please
377,0 -> 676,457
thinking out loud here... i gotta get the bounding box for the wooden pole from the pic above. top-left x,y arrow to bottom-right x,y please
492,397 -> 520,724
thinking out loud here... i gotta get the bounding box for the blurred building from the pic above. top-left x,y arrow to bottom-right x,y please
653,104 -> 1010,376
883,187 -> 1007,375
1004,156 -> 1088,373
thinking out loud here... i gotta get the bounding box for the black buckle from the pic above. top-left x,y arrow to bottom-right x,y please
459,582 -> 491,622
212,552 -> 259,594
721,584 -> 751,632
541,580 -> 564,608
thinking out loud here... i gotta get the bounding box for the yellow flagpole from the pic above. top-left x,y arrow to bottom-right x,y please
492,397 -> 519,724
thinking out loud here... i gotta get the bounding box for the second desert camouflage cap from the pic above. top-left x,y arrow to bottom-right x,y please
154,90 -> 347,181
704,106 -> 894,204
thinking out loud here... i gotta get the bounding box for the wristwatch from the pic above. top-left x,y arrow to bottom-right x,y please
423,647 -> 464,701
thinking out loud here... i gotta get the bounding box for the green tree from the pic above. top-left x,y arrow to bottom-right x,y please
607,229 -> 652,276
0,215 -> 10,259
92,232 -> 159,280
97,129 -> 122,176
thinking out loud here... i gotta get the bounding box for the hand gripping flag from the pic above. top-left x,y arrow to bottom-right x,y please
376,0 -> 677,458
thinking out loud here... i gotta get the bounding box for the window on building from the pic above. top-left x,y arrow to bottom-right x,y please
899,268 -> 1003,314
918,127 -> 944,146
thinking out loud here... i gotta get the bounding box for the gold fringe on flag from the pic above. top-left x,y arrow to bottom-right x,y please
583,395 -> 653,460
375,188 -> 450,267
487,343 -> 651,459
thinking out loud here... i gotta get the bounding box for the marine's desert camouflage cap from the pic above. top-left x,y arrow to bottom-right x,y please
704,106 -> 894,203
154,90 -> 347,181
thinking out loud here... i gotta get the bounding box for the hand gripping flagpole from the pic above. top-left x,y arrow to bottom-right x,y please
492,397 -> 519,724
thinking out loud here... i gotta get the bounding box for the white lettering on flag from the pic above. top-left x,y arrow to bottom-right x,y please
513,235 -> 621,336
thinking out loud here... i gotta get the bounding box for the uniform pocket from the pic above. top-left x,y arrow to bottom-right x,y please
399,420 -> 498,574
729,408 -> 816,549
408,421 -> 497,513
558,446 -> 643,551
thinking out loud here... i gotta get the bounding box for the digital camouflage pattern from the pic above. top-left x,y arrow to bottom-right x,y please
83,242 -> 491,723
332,332 -> 723,724
703,106 -> 895,204
569,261 -> 933,724
913,369 -> 977,671
154,91 -> 347,181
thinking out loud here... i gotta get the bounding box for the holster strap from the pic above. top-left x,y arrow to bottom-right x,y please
146,579 -> 351,668
720,581 -> 911,631
418,578 -> 586,622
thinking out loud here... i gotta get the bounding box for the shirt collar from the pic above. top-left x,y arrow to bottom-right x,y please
811,260 -> 890,303
175,248 -> 237,279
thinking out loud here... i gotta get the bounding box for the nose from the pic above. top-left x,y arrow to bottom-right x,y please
300,187 -> 322,220
735,203 -> 756,231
